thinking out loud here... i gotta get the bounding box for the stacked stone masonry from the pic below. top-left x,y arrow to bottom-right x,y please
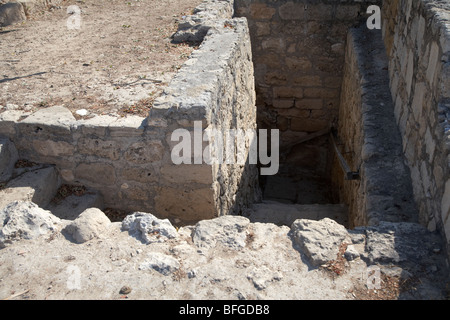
234,0 -> 382,148
334,25 -> 418,229
381,0 -> 450,252
0,0 -> 260,226
1,0 -> 450,259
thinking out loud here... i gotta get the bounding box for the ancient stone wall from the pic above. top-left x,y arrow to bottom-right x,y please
381,0 -> 450,249
234,0 -> 381,147
0,0 -> 260,225
334,25 -> 418,228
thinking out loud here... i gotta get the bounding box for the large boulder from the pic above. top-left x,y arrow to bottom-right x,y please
64,208 -> 111,244
290,218 -> 349,266
0,201 -> 61,248
121,212 -> 178,244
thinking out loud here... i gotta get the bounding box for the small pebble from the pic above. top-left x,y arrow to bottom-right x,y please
119,286 -> 132,295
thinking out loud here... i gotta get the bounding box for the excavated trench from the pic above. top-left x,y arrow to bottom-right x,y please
235,0 -> 419,230
234,1 -> 365,226
0,0 -> 432,232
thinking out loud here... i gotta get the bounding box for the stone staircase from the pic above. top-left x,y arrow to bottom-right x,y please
0,138 -> 104,220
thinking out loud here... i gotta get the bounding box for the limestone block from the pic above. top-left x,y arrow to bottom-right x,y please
108,116 -> 146,137
77,138 -> 120,160
291,218 -> 349,266
293,75 -> 322,87
192,215 -> 250,252
74,163 -> 116,185
426,41 -> 440,85
249,3 -> 275,20
255,53 -> 282,69
276,116 -> 289,131
364,222 -> 439,264
264,71 -> 287,86
278,2 -> 306,21
154,187 -> 215,223
0,2 -> 25,27
441,179 -> 450,228
20,106 -> 76,135
294,98 -> 323,110
0,138 -> 18,183
160,164 -> 213,185
0,201 -> 61,248
64,208 -> 111,244
273,99 -> 294,109
261,37 -> 285,50
323,77 -> 342,89
290,118 -> 328,132
304,88 -> 339,99
120,166 -> 157,183
273,87 -> 303,99
33,139 -> 74,157
440,62 -> 450,98
285,57 -> 312,71
0,166 -> 60,210
0,110 -> 23,135
77,115 -> 116,136
122,212 -> 178,244
125,140 -> 164,164
119,183 -> 151,201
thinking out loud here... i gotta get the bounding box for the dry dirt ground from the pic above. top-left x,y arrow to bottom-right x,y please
0,0 -> 201,117
0,214 -> 448,302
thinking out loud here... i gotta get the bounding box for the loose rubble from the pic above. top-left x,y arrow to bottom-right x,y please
0,201 -> 448,300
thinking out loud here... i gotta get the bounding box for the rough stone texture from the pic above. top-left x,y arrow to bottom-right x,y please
121,212 -> 178,244
152,3 -> 261,221
45,188 -> 104,220
333,25 -> 418,227
0,166 -> 60,210
191,215 -> 250,252
0,137 -> 18,183
172,0 -> 234,43
290,218 -> 349,267
63,208 -> 111,244
0,209 -> 448,299
138,252 -> 180,276
234,0 -> 383,204
382,0 -> 450,254
234,0 -> 382,172
364,221 -> 443,265
0,200 -> 61,248
0,2 -> 25,27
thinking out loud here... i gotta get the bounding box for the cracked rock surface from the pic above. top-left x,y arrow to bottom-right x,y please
0,203 -> 448,300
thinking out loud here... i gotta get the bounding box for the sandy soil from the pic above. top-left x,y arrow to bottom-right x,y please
0,0 -> 202,117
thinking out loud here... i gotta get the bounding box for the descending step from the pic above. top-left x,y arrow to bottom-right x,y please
0,166 -> 61,210
245,200 -> 349,228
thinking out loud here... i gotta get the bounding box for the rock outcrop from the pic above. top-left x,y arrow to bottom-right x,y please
0,201 -> 61,248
